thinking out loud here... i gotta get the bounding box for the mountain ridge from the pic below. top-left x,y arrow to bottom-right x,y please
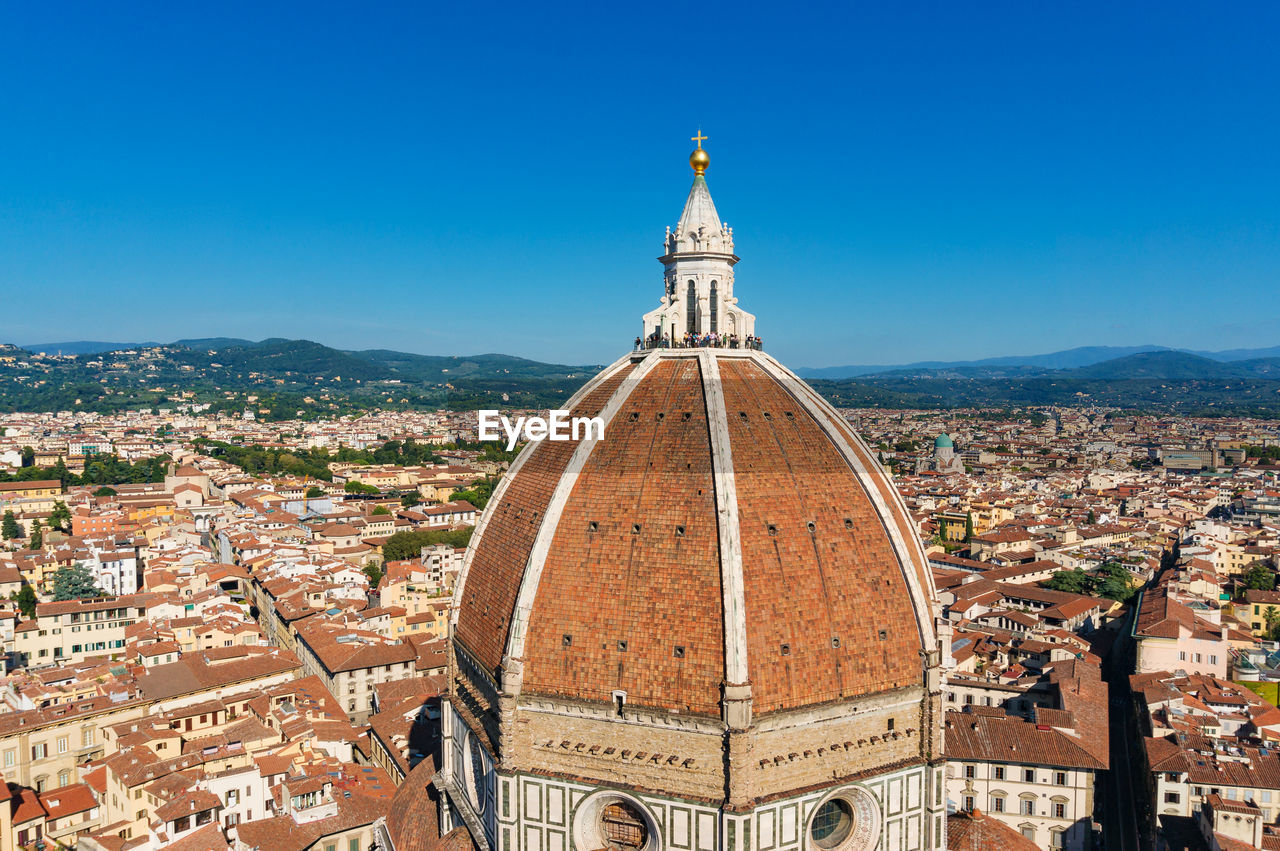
794,343 -> 1280,379
5,339 -> 1280,417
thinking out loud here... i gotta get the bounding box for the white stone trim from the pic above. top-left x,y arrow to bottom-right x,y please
449,353 -> 637,629
754,352 -> 937,648
699,350 -> 751,691
499,352 -> 665,690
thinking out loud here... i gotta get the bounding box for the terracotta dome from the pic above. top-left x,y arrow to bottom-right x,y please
437,148 -> 945,851
452,348 -> 937,719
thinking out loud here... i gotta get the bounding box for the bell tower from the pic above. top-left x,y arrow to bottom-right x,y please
642,132 -> 756,342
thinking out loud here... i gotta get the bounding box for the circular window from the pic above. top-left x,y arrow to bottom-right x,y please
466,734 -> 488,812
810,798 -> 854,849
601,800 -> 648,850
806,787 -> 881,851
572,791 -> 657,851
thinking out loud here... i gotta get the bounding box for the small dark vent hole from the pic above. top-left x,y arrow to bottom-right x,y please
673,646 -> 685,659
656,412 -> 665,421
878,629 -> 888,640
784,411 -> 794,419
682,412 -> 692,421
587,521 -> 598,533
807,521 -> 816,532
563,634 -> 573,647
830,636 -> 841,648
739,412 -> 748,421
780,643 -> 790,656
763,412 -> 772,419
631,523 -> 641,534
617,640 -> 628,652
675,525 -> 685,537
767,524 -> 777,536
628,412 -> 639,422
844,518 -> 853,529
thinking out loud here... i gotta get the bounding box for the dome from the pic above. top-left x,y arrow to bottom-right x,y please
452,348 -> 937,719
933,433 -> 953,449
438,142 -> 946,851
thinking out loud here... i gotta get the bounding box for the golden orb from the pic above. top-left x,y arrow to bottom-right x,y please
690,147 -> 710,175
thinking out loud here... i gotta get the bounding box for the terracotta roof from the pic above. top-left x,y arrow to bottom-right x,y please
947,809 -> 1039,851
235,793 -> 387,851
944,710 -> 1107,770
383,756 -> 475,851
456,351 -> 935,717
165,822 -> 231,851
11,786 -> 46,824
38,783 -> 98,819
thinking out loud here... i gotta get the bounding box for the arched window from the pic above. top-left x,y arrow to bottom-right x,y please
686,281 -> 697,333
709,281 -> 718,333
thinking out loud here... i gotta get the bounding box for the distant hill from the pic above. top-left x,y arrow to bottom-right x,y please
0,337 -> 603,417
174,337 -> 255,350
795,343 -> 1280,379
22,340 -> 157,355
166,338 -> 392,382
1066,351 -> 1249,380
811,349 -> 1280,416
5,336 -> 1280,417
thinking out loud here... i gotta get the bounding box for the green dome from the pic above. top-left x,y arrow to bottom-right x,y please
934,434 -> 954,449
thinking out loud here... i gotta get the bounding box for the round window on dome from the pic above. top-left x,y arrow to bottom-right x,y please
601,800 -> 648,850
810,798 -> 854,850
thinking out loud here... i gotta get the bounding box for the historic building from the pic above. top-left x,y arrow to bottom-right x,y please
433,139 -> 946,851
915,435 -> 964,476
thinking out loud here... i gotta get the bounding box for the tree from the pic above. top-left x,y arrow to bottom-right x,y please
363,562 -> 383,589
401,492 -> 422,508
963,512 -> 975,544
1,511 -> 18,540
344,481 -> 380,496
305,486 -> 325,498
52,563 -> 100,601
1093,563 -> 1137,603
28,520 -> 42,549
1265,606 -> 1280,642
1086,510 -> 1096,525
372,505 -> 390,516
1243,561 -> 1275,592
48,501 -> 71,533
382,528 -> 475,562
1043,569 -> 1091,594
449,476 -> 499,510
13,584 -> 37,618
93,486 -> 117,497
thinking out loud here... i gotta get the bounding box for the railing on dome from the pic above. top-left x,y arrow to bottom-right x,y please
635,334 -> 762,352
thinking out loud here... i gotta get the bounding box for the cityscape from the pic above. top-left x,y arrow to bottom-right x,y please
3,6 -> 1280,851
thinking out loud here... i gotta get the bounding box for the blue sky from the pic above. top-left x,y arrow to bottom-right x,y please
2,2 -> 1278,368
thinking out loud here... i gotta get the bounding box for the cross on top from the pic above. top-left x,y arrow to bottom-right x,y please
691,130 -> 707,149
